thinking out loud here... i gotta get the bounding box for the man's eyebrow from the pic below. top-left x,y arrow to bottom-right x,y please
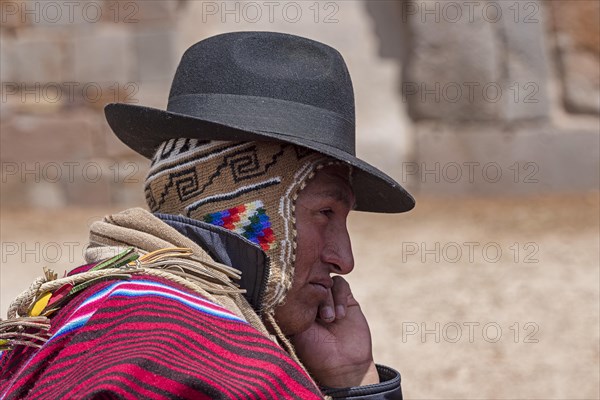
314,189 -> 356,208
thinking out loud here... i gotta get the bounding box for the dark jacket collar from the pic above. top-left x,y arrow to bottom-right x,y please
155,213 -> 268,313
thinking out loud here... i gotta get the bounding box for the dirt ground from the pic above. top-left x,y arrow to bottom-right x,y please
1,193 -> 598,400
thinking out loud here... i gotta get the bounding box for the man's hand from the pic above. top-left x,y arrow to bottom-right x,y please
290,276 -> 379,388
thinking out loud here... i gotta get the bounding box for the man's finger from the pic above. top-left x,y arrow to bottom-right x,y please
331,276 -> 353,319
319,287 -> 336,323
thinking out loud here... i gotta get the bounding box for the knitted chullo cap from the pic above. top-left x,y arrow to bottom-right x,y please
145,138 -> 344,311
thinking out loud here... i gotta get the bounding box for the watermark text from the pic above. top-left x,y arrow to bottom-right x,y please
402,321 -> 540,343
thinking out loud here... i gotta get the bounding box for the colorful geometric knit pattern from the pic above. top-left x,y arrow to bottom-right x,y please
203,201 -> 275,251
0,268 -> 323,399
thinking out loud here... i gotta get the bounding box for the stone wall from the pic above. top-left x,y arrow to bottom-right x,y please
1,0 -> 183,208
1,0 -> 598,209
395,0 -> 599,195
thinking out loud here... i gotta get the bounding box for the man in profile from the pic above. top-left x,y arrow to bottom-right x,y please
0,31 -> 414,399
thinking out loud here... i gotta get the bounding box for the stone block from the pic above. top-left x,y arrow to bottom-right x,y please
549,0 -> 600,54
497,0 -> 550,121
561,50 -> 600,115
548,0 -> 600,115
364,0 -> 407,60
0,36 -> 16,83
0,114 -> 95,163
73,25 -> 134,84
13,34 -> 69,83
411,123 -> 600,196
134,27 -> 177,83
402,1 -> 500,121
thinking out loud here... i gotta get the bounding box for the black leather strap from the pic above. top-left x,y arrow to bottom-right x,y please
321,364 -> 403,400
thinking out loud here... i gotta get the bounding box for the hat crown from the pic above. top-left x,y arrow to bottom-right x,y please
168,31 -> 355,124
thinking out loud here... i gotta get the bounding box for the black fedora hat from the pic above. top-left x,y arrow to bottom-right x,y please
104,31 -> 415,213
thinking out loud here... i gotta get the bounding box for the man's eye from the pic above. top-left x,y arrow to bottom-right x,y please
320,208 -> 333,216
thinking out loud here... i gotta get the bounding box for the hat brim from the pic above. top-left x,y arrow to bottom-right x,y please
104,103 -> 415,213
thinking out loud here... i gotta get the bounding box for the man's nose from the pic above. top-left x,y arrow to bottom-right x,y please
322,228 -> 354,274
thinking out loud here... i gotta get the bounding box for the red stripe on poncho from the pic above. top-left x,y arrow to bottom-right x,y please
0,276 -> 323,399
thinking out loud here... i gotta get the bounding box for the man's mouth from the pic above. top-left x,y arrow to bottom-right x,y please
309,278 -> 333,296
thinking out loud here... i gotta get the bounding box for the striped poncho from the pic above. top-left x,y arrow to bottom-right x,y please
0,270 -> 323,399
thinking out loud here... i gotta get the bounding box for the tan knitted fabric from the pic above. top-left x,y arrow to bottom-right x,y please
144,139 -> 337,311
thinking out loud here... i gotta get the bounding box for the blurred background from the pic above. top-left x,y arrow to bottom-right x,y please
1,1 -> 598,398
